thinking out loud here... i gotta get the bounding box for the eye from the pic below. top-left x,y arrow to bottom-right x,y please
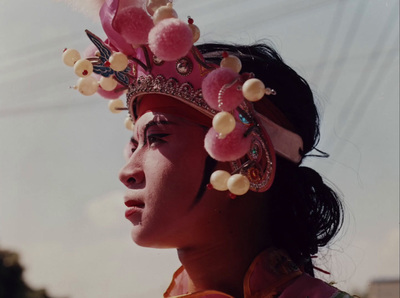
128,138 -> 138,156
131,144 -> 137,153
147,133 -> 170,147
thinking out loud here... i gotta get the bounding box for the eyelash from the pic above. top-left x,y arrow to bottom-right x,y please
130,133 -> 170,155
146,133 -> 170,147
131,144 -> 138,154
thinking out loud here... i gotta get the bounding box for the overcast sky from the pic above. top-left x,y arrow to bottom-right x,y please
0,0 -> 398,297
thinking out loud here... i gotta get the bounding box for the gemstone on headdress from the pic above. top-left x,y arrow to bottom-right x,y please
176,57 -> 193,76
250,141 -> 261,162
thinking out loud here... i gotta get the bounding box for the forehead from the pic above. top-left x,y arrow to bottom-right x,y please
135,94 -> 212,128
133,111 -> 198,135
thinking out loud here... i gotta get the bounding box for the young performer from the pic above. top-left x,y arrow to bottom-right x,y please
62,1 -> 354,297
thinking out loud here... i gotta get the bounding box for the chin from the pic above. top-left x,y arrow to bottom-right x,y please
131,228 -> 176,249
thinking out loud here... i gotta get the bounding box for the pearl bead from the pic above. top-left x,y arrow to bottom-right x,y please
242,78 -> 265,102
153,3 -> 178,24
189,24 -> 200,43
210,170 -> 231,191
109,52 -> 129,72
227,174 -> 250,196
220,56 -> 242,73
76,77 -> 98,96
108,99 -> 125,113
100,76 -> 118,91
125,116 -> 134,130
146,0 -> 169,15
62,49 -> 81,67
74,59 -> 93,78
212,112 -> 235,136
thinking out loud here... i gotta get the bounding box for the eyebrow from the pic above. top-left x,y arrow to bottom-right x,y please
143,120 -> 171,139
130,120 -> 174,144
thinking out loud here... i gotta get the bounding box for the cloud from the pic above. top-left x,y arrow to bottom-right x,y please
85,190 -> 126,229
379,228 -> 400,276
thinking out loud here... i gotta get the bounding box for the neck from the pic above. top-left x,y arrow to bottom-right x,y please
176,213 -> 270,298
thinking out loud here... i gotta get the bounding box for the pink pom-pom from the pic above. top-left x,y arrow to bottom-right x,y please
202,68 -> 243,111
114,7 -> 154,46
148,18 -> 193,61
204,123 -> 251,161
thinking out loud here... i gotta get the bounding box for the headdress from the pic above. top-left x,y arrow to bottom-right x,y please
62,0 -> 303,197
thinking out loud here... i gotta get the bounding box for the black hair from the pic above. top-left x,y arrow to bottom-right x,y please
197,43 -> 343,276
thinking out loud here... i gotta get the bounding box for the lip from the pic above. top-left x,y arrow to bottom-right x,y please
125,206 -> 142,218
124,199 -> 145,208
124,198 -> 145,221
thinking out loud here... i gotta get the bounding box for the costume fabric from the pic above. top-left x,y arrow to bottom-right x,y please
164,249 -> 353,298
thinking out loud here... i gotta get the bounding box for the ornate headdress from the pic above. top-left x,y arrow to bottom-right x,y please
62,0 -> 303,197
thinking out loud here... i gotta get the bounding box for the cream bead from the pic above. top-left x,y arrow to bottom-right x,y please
242,78 -> 266,102
76,77 -> 98,96
227,174 -> 250,196
74,59 -> 93,78
212,112 -> 235,136
124,116 -> 134,130
109,52 -> 129,72
63,49 -> 81,67
108,99 -> 125,114
220,56 -> 242,73
189,24 -> 200,43
100,76 -> 118,91
153,3 -> 178,24
210,170 -> 231,191
146,0 -> 169,15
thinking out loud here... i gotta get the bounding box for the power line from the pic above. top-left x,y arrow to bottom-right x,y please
330,4 -> 399,152
310,0 -> 347,86
334,37 -> 399,145
322,0 -> 370,99
202,0 -> 335,35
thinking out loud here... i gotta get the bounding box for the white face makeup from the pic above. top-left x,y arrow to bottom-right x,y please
119,111 -> 229,248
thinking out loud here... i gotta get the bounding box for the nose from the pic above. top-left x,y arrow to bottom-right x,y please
119,157 -> 145,188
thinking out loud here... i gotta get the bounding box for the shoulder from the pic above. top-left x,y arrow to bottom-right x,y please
280,273 -> 355,298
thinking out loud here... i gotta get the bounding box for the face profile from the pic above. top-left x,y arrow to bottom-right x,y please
120,105 -> 233,248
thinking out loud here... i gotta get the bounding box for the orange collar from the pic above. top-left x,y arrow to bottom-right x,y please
163,248 -> 302,298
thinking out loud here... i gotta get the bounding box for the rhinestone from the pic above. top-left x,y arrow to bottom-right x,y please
176,57 -> 193,76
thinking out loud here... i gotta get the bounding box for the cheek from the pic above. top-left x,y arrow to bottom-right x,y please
148,146 -> 207,196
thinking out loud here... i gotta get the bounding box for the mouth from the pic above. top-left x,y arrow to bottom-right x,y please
124,200 -> 145,208
124,199 -> 145,220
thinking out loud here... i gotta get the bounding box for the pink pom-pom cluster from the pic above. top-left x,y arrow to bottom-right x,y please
149,18 -> 193,61
114,7 -> 154,46
202,68 -> 244,111
204,123 -> 251,161
112,3 -> 194,61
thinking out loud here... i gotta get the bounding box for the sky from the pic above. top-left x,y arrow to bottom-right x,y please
0,0 -> 399,297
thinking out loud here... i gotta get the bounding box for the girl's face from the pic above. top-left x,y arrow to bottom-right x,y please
119,110 -> 229,248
